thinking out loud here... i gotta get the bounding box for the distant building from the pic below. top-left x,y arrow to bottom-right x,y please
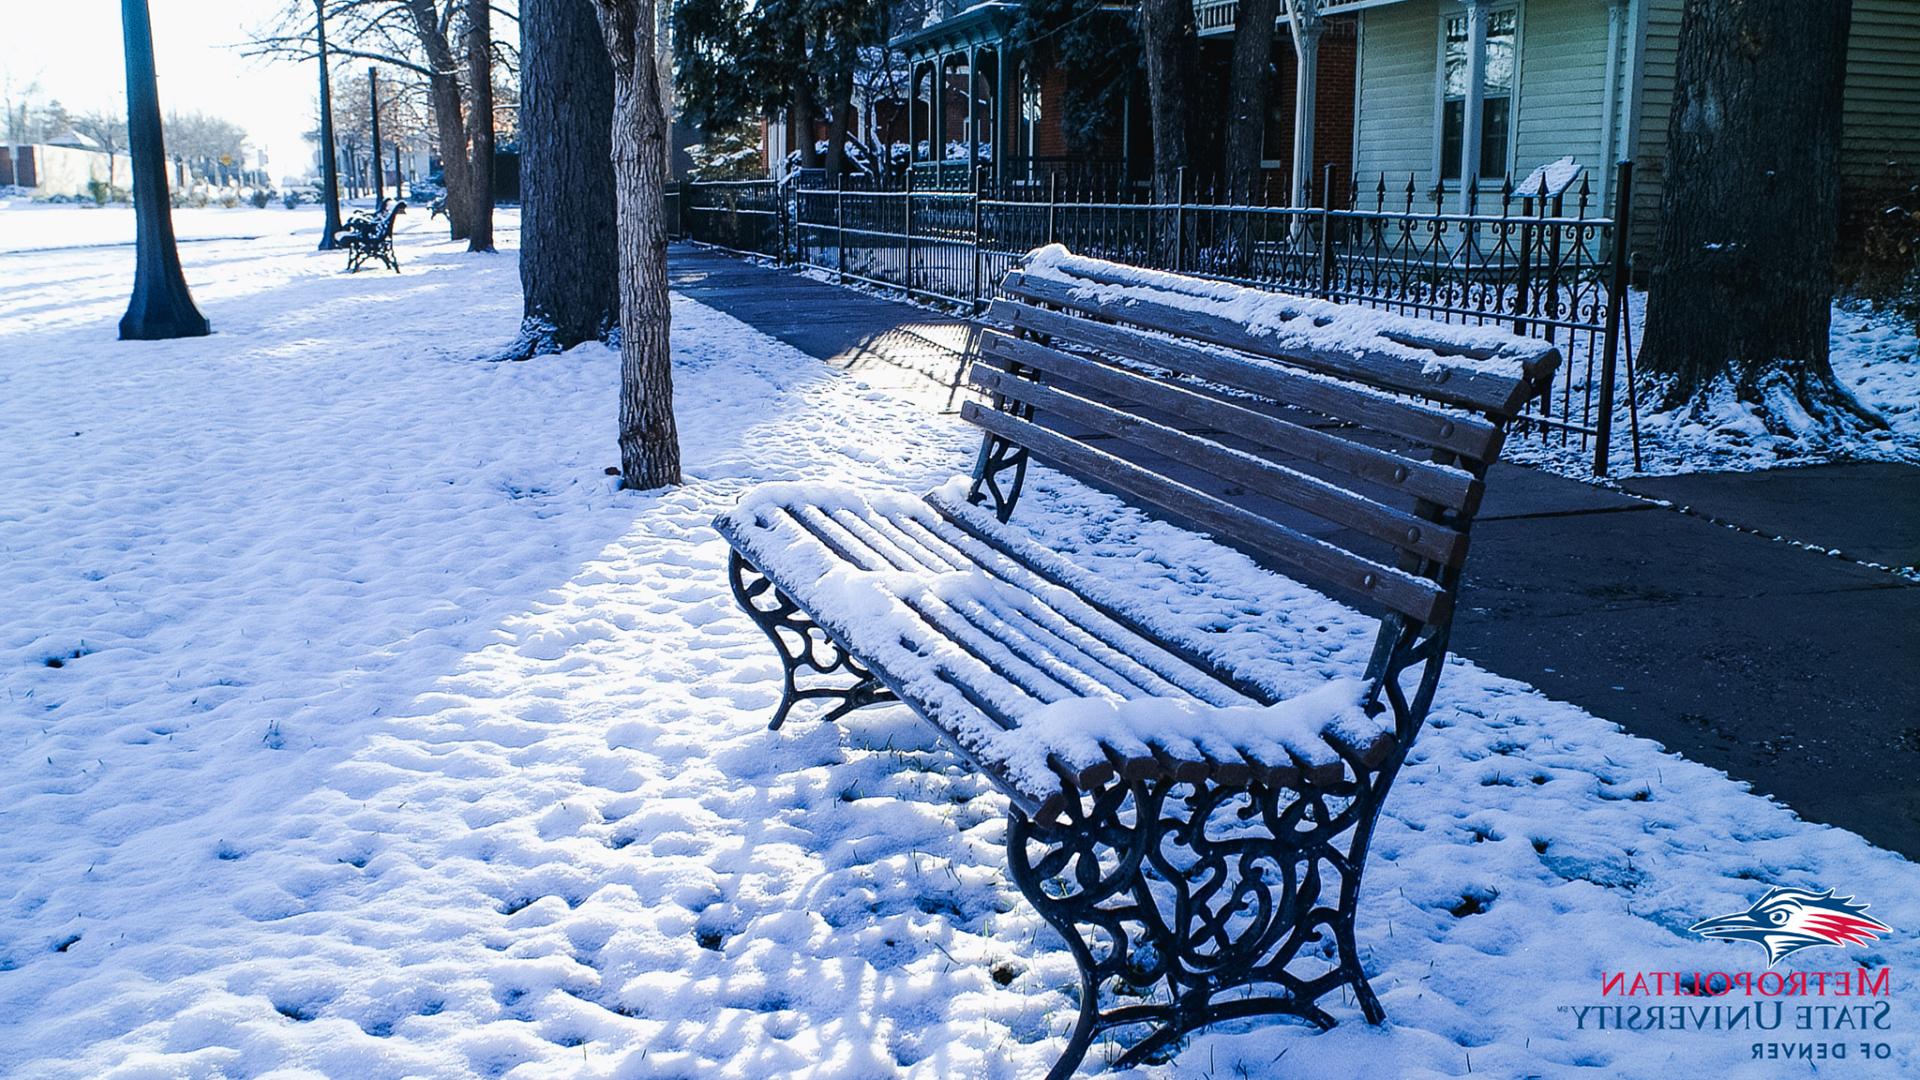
0,141 -> 156,198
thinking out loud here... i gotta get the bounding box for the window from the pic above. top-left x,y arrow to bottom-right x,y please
1019,64 -> 1041,159
1440,7 -> 1515,181
1261,82 -> 1290,168
1259,41 -> 1290,166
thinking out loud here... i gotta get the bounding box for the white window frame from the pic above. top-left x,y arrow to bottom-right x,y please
1430,1 -> 1522,191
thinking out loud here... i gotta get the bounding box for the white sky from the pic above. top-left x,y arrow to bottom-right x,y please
2,1 -> 320,182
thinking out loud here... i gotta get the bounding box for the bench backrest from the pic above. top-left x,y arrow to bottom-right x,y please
373,201 -> 407,239
965,247 -> 1559,632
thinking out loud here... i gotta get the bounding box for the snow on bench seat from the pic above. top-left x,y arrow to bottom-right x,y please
713,479 -> 1396,813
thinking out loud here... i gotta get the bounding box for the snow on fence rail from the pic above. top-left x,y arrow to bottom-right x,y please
675,166 -> 1641,475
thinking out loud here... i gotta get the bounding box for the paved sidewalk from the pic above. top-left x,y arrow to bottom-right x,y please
672,244 -> 1920,858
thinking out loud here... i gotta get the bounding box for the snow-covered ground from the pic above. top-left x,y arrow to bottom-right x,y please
2,207 -> 1915,1078
1501,293 -> 1920,477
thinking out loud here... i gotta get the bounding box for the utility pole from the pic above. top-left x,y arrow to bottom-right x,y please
369,66 -> 386,209
315,0 -> 342,248
118,0 -> 209,339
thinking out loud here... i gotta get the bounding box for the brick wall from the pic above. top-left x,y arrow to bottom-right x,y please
1260,17 -> 1359,205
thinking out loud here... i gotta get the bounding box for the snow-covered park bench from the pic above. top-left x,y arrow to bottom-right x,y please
337,201 -> 406,273
713,249 -> 1559,1077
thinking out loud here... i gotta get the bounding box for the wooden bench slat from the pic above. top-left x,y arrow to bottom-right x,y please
970,365 -> 1471,568
968,592 -> 1183,701
943,591 -> 1151,702
791,499 -> 1261,713
907,510 -> 1269,708
1022,259 -> 1558,366
1001,271 -> 1553,419
961,402 -> 1453,624
981,329 -> 1482,512
992,299 -> 1505,464
923,496 -> 1279,706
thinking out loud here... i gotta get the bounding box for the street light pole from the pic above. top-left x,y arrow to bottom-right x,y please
315,0 -> 343,248
118,0 -> 209,340
369,66 -> 386,210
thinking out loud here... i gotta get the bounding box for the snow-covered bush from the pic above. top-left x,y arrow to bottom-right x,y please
688,126 -> 765,181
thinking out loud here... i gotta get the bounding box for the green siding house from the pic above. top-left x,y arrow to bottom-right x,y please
1340,0 -> 1920,256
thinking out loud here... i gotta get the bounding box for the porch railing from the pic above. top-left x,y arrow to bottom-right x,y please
674,165 -> 1641,475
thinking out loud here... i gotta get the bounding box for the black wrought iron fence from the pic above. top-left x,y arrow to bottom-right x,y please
682,179 -> 784,259
676,166 -> 1640,475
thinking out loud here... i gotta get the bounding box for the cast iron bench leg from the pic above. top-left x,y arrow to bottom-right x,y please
1007,764 -> 1397,1077
727,549 -> 895,729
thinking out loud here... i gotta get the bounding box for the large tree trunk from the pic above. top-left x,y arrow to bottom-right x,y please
465,0 -> 496,251
593,0 -> 682,489
408,0 -> 473,240
793,25 -> 822,170
513,0 -> 619,357
1138,0 -> 1192,202
1641,0 -> 1882,437
823,61 -> 855,182
1222,0 -> 1279,204
119,0 -> 208,340
428,70 -> 473,239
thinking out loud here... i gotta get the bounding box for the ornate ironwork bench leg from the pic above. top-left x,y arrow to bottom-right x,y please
727,549 -> 895,729
1006,763 -> 1396,1077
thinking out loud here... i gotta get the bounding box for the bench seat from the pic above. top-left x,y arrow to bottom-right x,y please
715,479 -> 1395,817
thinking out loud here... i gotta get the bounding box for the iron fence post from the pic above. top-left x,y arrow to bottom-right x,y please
779,177 -> 791,265
972,165 -> 985,308
1046,172 -> 1058,247
836,173 -> 846,283
1319,162 -> 1336,300
1594,159 -> 1634,477
904,167 -> 915,297
1172,166 -> 1186,273
1513,185 -> 1536,335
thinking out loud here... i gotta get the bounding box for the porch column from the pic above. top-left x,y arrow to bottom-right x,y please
966,45 -> 979,176
1458,0 -> 1489,211
1598,0 -> 1627,197
933,54 -> 948,159
1285,0 -> 1324,208
906,61 -> 917,167
995,45 -> 1011,181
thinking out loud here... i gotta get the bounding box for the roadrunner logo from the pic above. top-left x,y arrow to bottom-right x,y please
1689,887 -> 1894,966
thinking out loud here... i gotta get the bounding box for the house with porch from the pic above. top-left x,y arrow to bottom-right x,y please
893,0 -> 1361,200
1340,0 -> 1920,255
888,0 -> 1918,257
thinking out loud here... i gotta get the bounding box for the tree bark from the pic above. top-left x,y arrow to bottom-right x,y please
1641,0 -> 1882,436
593,0 -> 682,489
824,60 -> 855,182
119,0 -> 209,340
429,69 -> 472,239
1138,0 -> 1192,202
465,0 -> 496,251
1222,0 -> 1279,204
513,0 -> 619,357
793,25 -> 822,170
408,0 -> 473,240
315,0 -> 343,249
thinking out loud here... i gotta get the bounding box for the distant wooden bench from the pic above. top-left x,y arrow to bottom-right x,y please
338,201 -> 406,273
713,249 -> 1558,1077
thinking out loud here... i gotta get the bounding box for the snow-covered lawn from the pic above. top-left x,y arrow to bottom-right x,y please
1502,293 -> 1920,477
1,208 -> 1914,1078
